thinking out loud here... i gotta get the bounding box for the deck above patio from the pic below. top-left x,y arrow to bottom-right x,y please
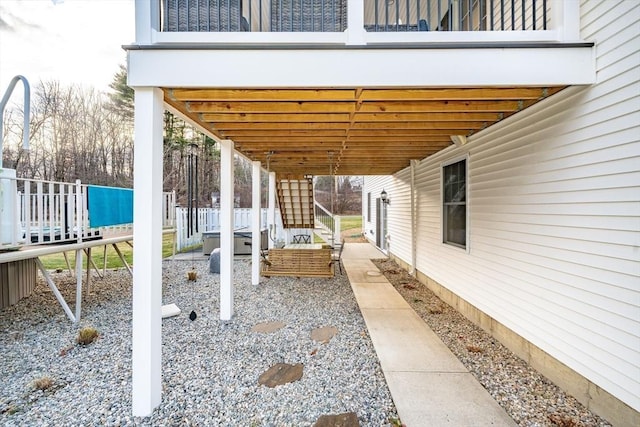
139,0 -> 581,45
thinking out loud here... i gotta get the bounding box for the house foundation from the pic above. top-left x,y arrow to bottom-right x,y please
390,254 -> 639,427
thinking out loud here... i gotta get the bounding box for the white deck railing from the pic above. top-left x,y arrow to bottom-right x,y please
145,0 -> 580,44
0,175 -> 175,248
175,207 -> 268,251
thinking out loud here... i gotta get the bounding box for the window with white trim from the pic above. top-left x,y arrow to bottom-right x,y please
443,159 -> 467,248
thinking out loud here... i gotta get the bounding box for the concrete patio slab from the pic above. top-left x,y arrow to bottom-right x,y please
341,243 -> 386,260
360,307 -> 467,373
350,282 -> 412,310
341,242 -> 516,427
341,259 -> 388,283
385,371 -> 518,427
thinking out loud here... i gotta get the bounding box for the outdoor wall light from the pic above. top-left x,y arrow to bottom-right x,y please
381,189 -> 390,205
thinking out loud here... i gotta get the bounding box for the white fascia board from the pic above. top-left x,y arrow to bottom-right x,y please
128,46 -> 595,88
364,30 -> 561,44
152,29 -> 347,45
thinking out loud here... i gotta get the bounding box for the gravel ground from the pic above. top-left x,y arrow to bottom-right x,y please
0,259 -> 396,426
371,258 -> 612,427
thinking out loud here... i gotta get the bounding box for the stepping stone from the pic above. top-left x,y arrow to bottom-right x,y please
252,321 -> 286,333
258,363 -> 303,388
311,326 -> 338,343
313,412 -> 360,427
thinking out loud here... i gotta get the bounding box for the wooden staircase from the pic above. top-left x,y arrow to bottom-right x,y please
276,178 -> 314,229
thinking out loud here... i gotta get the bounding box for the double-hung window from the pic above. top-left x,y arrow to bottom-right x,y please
443,158 -> 467,248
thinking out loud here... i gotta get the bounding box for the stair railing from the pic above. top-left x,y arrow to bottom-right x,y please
0,75 -> 30,168
314,201 -> 335,245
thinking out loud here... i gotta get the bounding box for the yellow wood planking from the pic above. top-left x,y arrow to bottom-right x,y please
202,113 -> 351,122
358,100 -> 520,112
359,87 -> 548,100
358,111 -> 500,121
171,88 -> 357,101
163,85 -> 565,175
188,101 -> 357,113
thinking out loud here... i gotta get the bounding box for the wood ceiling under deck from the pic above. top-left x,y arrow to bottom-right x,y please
164,87 -> 565,176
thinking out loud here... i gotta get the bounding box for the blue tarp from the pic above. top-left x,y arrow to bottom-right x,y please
87,186 -> 133,227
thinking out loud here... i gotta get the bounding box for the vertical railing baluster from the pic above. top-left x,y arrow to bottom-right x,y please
259,0 -> 263,31
448,0 -> 453,30
521,0 -> 525,30
543,0 -> 547,30
207,0 -> 211,30
417,0 -> 422,30
405,0 -> 410,31
374,0 -> 379,31
385,0 -> 389,31
511,0 -> 515,30
48,182 -> 55,243
24,183 -> 30,244
395,0 -> 399,30
500,0 -> 504,30
532,0 -> 536,30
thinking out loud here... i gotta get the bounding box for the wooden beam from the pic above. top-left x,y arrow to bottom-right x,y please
171,88 -> 357,101
214,122 -> 350,130
350,122 -> 477,131
188,101 -> 356,113
231,136 -> 346,143
359,111 -> 500,121
359,88 -> 550,101
221,130 -> 347,137
202,113 -> 351,122
358,100 -> 520,113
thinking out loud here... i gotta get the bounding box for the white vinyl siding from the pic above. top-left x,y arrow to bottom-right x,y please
362,176 -> 389,245
365,0 -> 639,411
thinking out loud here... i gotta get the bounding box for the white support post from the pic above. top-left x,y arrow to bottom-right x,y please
220,139 -> 235,320
75,248 -> 83,322
551,0 -> 581,42
251,161 -> 261,286
35,258 -> 76,323
131,87 -> 164,417
268,171 -> 276,250
134,0 -> 158,45
410,159 -> 418,276
334,216 -> 341,245
346,0 -> 365,45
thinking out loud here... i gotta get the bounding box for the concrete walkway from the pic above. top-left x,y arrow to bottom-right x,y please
341,243 -> 517,427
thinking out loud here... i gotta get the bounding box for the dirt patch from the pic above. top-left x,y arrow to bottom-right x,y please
341,228 -> 367,243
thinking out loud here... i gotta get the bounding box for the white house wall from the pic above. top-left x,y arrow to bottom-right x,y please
365,0 -> 640,414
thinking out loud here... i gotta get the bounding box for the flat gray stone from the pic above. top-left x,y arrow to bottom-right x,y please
313,412 -> 360,427
251,321 -> 286,333
258,363 -> 303,388
311,326 -> 338,343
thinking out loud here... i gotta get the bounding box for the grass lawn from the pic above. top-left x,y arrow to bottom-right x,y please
38,232 -> 178,270
340,215 -> 362,231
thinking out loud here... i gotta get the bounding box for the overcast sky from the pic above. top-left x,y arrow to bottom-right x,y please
0,0 -> 135,94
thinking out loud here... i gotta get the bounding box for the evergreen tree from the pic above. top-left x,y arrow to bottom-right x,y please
107,64 -> 134,121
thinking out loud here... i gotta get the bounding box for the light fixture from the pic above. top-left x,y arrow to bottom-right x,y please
450,135 -> 467,147
381,189 -> 390,205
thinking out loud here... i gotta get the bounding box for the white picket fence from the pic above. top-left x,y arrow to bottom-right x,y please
175,207 -> 268,251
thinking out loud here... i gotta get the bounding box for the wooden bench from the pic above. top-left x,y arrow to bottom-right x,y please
261,248 -> 333,278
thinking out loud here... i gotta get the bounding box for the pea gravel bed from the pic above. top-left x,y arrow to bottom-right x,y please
0,259 -> 397,426
371,258 -> 612,427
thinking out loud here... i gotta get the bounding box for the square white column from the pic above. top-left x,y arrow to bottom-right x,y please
131,87 -> 164,416
268,171 -> 276,249
220,139 -> 235,320
251,161 -> 261,286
